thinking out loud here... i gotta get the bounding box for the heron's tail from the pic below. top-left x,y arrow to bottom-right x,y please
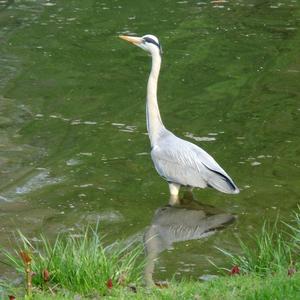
205,166 -> 240,194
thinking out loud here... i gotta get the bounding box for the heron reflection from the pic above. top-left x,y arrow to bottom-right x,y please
143,193 -> 235,286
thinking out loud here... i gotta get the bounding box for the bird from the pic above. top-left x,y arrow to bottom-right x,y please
119,34 -> 239,204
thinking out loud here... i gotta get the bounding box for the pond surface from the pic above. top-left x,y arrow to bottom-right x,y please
0,0 -> 300,281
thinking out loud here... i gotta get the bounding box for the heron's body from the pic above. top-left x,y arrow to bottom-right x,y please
120,34 -> 239,201
151,130 -> 238,193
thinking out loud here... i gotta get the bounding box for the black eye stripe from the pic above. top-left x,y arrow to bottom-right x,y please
143,37 -> 161,49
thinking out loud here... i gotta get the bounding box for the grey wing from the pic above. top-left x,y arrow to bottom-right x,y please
151,133 -> 239,194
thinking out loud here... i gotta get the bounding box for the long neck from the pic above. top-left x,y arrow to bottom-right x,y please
146,51 -> 165,146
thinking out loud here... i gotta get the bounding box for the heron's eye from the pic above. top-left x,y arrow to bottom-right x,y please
142,39 -> 146,44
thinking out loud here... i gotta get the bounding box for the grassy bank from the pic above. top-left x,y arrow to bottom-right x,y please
1,209 -> 300,299
2,271 -> 300,300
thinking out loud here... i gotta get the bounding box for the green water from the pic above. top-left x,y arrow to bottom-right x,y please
0,0 -> 300,280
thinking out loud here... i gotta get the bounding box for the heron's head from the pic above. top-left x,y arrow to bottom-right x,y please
119,34 -> 162,55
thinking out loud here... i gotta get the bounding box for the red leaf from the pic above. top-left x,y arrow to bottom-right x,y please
106,278 -> 113,289
8,296 -> 16,300
230,265 -> 240,276
155,281 -> 169,288
20,251 -> 31,264
43,269 -> 50,282
288,268 -> 296,277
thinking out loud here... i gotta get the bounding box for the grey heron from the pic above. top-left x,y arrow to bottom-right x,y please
119,34 -> 239,203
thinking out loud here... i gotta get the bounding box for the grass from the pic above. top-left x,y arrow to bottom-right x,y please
0,223 -> 144,298
2,272 -> 300,299
284,209 -> 300,251
1,209 -> 300,299
215,219 -> 296,275
226,209 -> 299,275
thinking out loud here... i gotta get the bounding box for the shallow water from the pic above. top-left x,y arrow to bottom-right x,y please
0,0 -> 300,280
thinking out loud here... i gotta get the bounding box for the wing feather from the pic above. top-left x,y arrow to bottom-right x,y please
151,132 -> 239,194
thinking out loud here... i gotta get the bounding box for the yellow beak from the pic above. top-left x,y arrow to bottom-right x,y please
119,35 -> 143,46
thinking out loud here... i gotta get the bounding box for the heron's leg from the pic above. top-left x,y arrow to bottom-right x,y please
169,182 -> 180,196
168,182 -> 180,206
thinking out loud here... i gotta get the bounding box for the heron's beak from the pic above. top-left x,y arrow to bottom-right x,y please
119,35 -> 143,46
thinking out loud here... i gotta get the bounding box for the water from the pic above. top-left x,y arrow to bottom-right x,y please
0,0 -> 300,281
